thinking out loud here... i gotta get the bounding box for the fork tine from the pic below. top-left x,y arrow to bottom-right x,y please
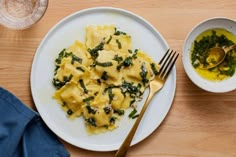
163,52 -> 179,80
160,51 -> 176,77
158,49 -> 170,65
158,50 -> 174,77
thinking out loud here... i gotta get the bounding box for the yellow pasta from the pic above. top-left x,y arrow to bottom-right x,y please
52,25 -> 160,134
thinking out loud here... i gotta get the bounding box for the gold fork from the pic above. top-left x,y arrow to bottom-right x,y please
115,49 -> 179,157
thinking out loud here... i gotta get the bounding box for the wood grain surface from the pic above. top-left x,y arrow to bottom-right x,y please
1,0 -> 236,157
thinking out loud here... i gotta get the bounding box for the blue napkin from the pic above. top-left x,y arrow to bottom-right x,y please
0,87 -> 70,157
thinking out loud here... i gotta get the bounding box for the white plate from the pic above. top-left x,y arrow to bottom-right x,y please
31,7 -> 176,151
182,17 -> 236,93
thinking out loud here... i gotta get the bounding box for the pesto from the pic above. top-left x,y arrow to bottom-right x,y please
117,56 -> 133,71
52,74 -> 73,89
86,118 -> 96,127
96,61 -> 113,67
128,108 -> 139,119
52,78 -> 64,89
192,30 -> 236,78
101,71 -> 109,80
55,48 -> 66,64
123,56 -> 133,67
140,63 -> 149,85
128,109 -> 137,118
131,114 -> 139,119
113,55 -> 123,63
116,39 -> 122,49
76,66 -> 85,72
67,109 -> 73,115
103,105 -> 112,114
128,49 -> 138,59
106,35 -> 112,44
64,74 -> 73,82
87,42 -> 104,59
114,27 -> 127,36
103,85 -> 120,94
110,117 -> 117,124
86,105 -> 97,114
108,88 -> 114,104
55,49 -> 73,64
83,96 -> 94,105
114,109 -> 125,116
62,101 -> 66,106
129,99 -> 136,106
71,54 -> 82,64
54,65 -> 60,75
151,63 -> 159,75
79,79 -> 88,94
97,79 -> 101,84
121,81 -> 142,98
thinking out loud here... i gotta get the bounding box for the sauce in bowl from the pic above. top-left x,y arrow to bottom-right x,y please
191,28 -> 236,81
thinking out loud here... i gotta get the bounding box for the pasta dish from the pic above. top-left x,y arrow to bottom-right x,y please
52,25 -> 159,134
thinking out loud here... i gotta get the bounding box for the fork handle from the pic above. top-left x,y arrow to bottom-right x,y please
115,90 -> 155,157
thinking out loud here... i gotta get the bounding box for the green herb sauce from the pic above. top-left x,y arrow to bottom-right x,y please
191,28 -> 236,81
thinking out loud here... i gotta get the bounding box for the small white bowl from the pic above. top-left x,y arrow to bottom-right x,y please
182,17 -> 236,93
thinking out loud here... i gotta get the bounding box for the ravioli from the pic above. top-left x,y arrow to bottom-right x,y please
86,25 -> 116,49
52,25 -> 160,134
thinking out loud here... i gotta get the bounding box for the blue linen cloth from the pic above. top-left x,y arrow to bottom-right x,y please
0,87 -> 70,157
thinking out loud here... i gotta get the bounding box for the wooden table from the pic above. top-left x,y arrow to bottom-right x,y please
1,0 -> 236,156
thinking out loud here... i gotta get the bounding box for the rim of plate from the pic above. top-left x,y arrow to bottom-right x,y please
30,6 -> 176,151
182,17 -> 236,93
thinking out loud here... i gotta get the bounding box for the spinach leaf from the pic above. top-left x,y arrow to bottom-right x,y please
87,42 -> 104,59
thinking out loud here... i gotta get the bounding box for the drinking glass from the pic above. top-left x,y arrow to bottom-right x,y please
0,0 -> 48,30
